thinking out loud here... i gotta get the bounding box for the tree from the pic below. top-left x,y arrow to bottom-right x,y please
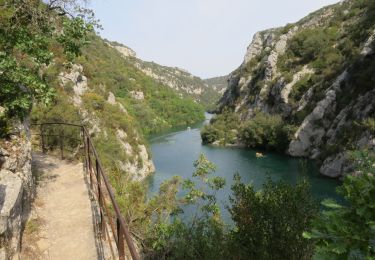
303,150 -> 375,259
144,154 -> 227,259
0,0 -> 97,136
229,175 -> 318,260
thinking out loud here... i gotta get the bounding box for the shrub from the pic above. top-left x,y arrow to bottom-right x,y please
239,112 -> 296,152
229,176 -> 318,260
304,150 -> 375,259
200,110 -> 240,145
362,118 -> 375,135
143,154 -> 227,259
201,124 -> 221,144
82,92 -> 105,111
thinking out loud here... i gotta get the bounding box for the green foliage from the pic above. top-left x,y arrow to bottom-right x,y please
0,0 -> 95,125
31,89 -> 81,150
108,168 -> 182,249
304,150 -> 375,259
288,27 -> 339,65
144,154 -> 228,259
201,111 -> 296,151
229,176 -> 318,260
200,124 -> 221,144
143,155 -> 322,259
239,112 -> 296,152
362,118 -> 375,135
289,74 -> 316,104
77,35 -> 205,135
200,110 -> 239,145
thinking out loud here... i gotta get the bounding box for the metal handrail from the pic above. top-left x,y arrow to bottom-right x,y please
32,122 -> 140,260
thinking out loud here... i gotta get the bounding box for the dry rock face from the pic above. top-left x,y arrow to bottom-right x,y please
0,121 -> 33,259
59,64 -> 154,180
106,41 -> 223,106
217,0 -> 375,178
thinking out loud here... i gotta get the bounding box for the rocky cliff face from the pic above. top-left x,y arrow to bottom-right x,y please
217,0 -> 375,178
0,121 -> 33,259
204,76 -> 228,95
107,41 -> 221,109
58,64 -> 155,180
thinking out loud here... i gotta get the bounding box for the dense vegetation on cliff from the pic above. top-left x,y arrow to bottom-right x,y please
202,0 -> 375,178
0,0 -> 95,136
2,1 -> 374,259
107,41 -> 223,110
78,35 -> 205,135
141,152 -> 375,259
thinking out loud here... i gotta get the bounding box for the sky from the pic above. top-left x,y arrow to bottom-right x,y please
88,0 -> 340,79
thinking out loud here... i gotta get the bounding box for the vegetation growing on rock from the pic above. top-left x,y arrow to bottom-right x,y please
206,0 -> 375,178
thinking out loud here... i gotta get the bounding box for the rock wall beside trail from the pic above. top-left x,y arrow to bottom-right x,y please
58,64 -> 155,180
0,120 -> 33,259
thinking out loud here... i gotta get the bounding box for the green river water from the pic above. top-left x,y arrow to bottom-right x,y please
147,113 -> 341,221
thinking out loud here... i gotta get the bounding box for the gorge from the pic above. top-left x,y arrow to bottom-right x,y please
0,0 -> 374,259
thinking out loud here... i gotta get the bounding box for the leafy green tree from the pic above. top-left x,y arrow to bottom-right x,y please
144,154 -> 227,259
0,0 -> 96,135
200,109 -> 239,145
229,175 -> 318,260
304,150 -> 375,259
239,112 -> 296,151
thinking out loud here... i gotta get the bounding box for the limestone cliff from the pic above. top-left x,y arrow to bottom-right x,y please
0,120 -> 33,259
216,0 -> 375,178
106,41 -> 222,109
57,64 -> 155,180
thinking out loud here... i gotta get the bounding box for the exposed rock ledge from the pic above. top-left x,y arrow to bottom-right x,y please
0,121 -> 33,259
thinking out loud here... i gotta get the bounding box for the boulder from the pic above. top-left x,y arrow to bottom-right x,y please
320,153 -> 348,178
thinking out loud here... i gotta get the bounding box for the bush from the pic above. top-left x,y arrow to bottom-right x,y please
289,74 -> 316,103
200,110 -> 240,145
229,176 -> 318,260
304,150 -> 375,259
201,124 -> 220,144
82,92 -> 106,111
31,89 -> 82,151
143,154 -> 228,259
239,112 -> 296,152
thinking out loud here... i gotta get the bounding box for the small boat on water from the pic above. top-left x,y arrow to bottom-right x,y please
187,127 -> 191,130
255,152 -> 264,158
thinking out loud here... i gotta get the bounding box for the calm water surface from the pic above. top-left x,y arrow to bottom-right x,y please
147,113 -> 341,221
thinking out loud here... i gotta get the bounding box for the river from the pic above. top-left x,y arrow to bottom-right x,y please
147,113 -> 341,221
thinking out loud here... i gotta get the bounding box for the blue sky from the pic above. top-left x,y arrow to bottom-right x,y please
89,0 -> 340,79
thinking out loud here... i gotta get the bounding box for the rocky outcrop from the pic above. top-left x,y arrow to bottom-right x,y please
106,41 -> 222,108
288,71 -> 348,157
215,0 -> 375,178
59,65 -> 154,180
129,91 -> 145,100
107,42 -> 136,58
107,92 -> 127,114
0,121 -> 33,259
116,129 -> 155,180
59,64 -> 88,107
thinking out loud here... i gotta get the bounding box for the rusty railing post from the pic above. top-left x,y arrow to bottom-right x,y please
117,218 -> 125,260
60,128 -> 64,160
87,138 -> 93,189
96,159 -> 106,239
82,127 -> 87,174
40,124 -> 46,154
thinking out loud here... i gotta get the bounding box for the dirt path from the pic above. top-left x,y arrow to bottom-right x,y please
21,153 -> 100,260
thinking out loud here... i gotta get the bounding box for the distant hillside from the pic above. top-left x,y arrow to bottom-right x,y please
204,75 -> 229,94
106,41 -> 222,109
